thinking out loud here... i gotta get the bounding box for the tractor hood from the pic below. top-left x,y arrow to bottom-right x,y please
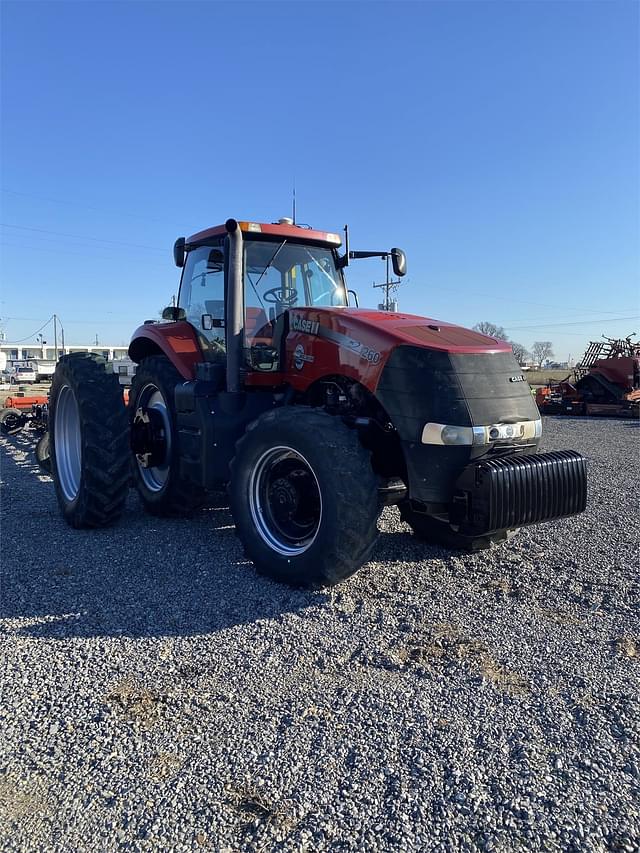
281,306 -> 518,398
306,308 -> 512,354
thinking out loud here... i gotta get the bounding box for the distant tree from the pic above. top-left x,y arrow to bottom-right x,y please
531,341 -> 554,368
511,341 -> 530,365
473,321 -> 509,341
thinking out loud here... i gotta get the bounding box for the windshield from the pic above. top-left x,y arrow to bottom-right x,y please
245,241 -> 347,310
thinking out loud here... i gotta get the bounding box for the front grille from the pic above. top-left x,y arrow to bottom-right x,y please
454,450 -> 587,534
376,345 -> 540,441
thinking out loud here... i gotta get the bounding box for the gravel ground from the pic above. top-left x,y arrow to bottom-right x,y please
1,417 -> 638,852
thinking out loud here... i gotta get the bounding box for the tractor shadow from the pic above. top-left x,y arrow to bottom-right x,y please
0,430 -> 329,640
1,429 -> 450,641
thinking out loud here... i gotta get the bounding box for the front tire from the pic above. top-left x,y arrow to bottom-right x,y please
49,353 -> 129,528
229,407 -> 380,587
129,356 -> 206,516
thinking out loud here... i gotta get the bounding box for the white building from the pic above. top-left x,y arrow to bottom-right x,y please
0,343 -> 130,362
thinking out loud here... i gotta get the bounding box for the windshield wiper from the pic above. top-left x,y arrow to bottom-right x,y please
252,240 -> 287,292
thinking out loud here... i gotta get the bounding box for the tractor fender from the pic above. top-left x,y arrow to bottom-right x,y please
129,321 -> 202,381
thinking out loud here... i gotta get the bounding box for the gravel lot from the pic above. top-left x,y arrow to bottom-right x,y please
1,417 -> 638,852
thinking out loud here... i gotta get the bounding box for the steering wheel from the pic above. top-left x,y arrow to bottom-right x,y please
262,287 -> 298,306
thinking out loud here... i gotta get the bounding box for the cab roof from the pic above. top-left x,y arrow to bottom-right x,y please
186,220 -> 342,249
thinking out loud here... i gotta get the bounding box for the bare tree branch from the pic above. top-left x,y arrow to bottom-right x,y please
531,341 -> 554,368
472,321 -> 509,341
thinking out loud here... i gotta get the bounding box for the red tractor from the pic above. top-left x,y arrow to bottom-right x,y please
48,218 -> 587,587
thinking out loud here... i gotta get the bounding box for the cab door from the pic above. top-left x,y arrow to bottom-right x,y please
178,244 -> 226,361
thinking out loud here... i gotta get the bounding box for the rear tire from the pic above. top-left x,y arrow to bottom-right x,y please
399,502 -> 517,552
229,407 -> 380,587
35,432 -> 51,473
49,353 -> 129,528
129,355 -> 206,516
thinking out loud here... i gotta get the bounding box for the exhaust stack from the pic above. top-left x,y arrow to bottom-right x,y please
225,218 -> 244,393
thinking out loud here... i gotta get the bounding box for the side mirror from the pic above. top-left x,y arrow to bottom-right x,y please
173,237 -> 186,268
347,289 -> 360,307
391,248 -> 406,277
202,314 -> 224,330
162,306 -> 187,321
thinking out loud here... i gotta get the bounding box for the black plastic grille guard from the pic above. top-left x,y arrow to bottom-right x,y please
452,450 -> 587,535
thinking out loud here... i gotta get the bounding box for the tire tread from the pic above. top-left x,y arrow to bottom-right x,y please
129,355 -> 207,517
50,353 -> 129,528
230,406 -> 380,587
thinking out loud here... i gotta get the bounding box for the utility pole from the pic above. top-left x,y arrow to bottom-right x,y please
372,254 -> 401,311
53,314 -> 58,361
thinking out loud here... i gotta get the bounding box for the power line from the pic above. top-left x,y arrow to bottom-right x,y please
6,316 -> 54,343
500,311 -> 638,326
0,223 -> 165,252
45,317 -> 143,325
505,315 -> 639,330
483,293 -> 636,317
1,187 -> 182,227
5,313 -> 141,324
0,239 -> 170,269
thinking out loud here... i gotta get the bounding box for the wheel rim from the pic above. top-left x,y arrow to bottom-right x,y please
54,384 -> 82,501
249,446 -> 322,556
134,384 -> 172,493
1,413 -> 21,434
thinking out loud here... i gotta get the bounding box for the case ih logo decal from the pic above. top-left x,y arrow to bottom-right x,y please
290,311 -> 381,365
509,375 -> 526,383
293,344 -> 314,370
291,313 -> 319,335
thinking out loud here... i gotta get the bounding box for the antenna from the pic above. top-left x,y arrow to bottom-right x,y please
292,180 -> 296,225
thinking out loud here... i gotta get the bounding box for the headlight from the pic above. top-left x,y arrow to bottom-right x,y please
421,423 -> 474,445
440,425 -> 473,445
422,418 -> 542,446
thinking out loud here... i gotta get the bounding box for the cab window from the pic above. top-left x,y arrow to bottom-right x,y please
178,244 -> 226,360
244,241 -> 346,371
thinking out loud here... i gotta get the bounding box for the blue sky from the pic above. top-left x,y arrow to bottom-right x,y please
1,0 -> 638,361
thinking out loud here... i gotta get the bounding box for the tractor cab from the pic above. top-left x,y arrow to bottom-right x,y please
171,219 -> 349,374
